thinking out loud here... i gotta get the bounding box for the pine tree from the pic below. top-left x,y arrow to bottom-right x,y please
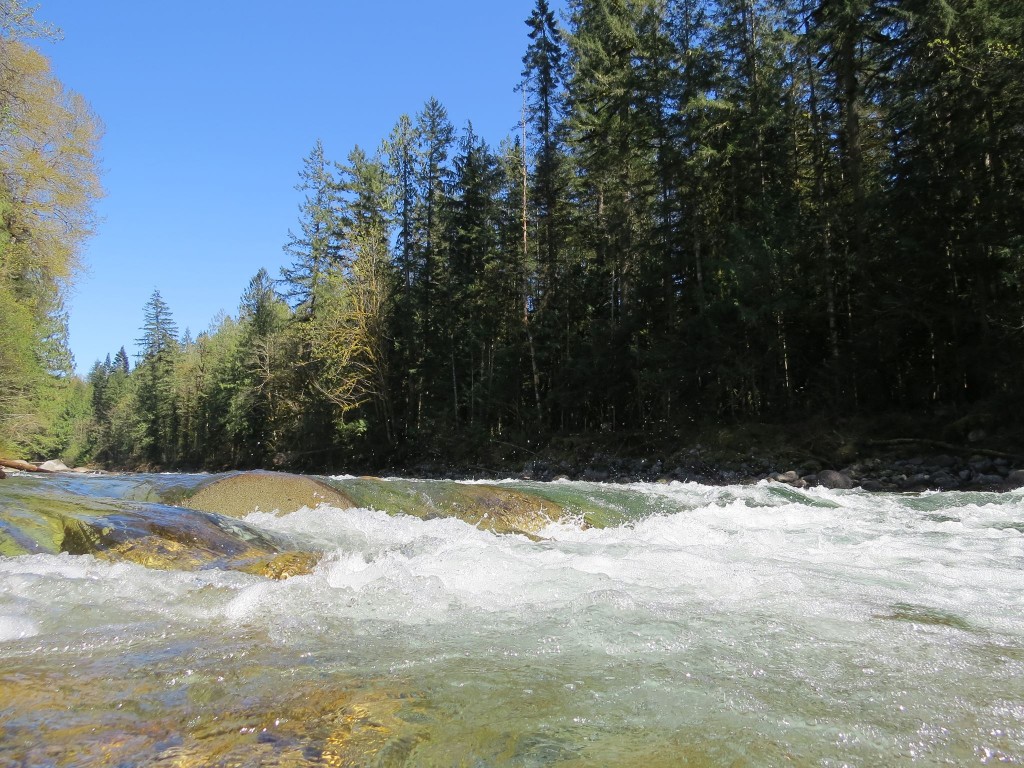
226,268 -> 291,465
564,0 -> 671,429
383,114 -> 422,437
868,0 -> 1024,408
522,0 -> 569,303
135,289 -> 179,465
113,346 -> 130,374
411,97 -> 455,428
443,124 -> 504,429
281,139 -> 343,317
414,98 -> 454,339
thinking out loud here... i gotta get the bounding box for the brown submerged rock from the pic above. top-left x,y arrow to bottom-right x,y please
92,536 -> 321,579
182,472 -> 571,537
333,477 -> 566,536
0,661 -> 428,767
236,550 -> 322,580
182,471 -> 355,518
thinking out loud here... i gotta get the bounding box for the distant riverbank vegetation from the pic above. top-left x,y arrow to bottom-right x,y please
4,0 -> 1023,471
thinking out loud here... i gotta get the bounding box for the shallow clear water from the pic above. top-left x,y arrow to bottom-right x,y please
2,477 -> 1023,765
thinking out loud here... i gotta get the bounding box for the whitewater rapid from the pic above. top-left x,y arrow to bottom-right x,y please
1,479 -> 1022,765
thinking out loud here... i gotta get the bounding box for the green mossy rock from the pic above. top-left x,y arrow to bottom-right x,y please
181,471 -> 355,518
184,473 -> 574,537
0,478 -> 320,578
328,477 -> 565,536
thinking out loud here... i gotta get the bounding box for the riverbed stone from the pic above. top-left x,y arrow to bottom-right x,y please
817,469 -> 855,489
969,457 -> 994,473
237,551 -> 322,580
182,471 -> 355,518
973,473 -> 1004,486
930,471 -> 959,490
0,480 -> 321,576
333,477 -> 566,536
900,473 -> 932,490
1006,469 -> 1024,488
39,460 -> 69,472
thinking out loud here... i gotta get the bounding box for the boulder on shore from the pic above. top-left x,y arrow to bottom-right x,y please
817,469 -> 855,490
1004,469 -> 1024,489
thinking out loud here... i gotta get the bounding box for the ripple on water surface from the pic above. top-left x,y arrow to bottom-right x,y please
0,478 -> 1022,765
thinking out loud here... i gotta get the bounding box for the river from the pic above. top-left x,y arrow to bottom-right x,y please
1,473 -> 1022,765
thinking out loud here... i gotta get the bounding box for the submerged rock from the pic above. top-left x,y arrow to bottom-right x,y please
181,471 -> 355,517
0,665 -> 428,768
0,478 -> 319,578
331,477 -> 565,536
236,550 -> 323,580
180,472 -> 572,536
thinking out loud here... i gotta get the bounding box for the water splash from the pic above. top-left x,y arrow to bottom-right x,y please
1,476 -> 1022,765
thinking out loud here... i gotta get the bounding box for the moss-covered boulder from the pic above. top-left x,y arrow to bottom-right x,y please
180,473 -> 571,537
181,471 -> 355,518
326,477 -> 566,536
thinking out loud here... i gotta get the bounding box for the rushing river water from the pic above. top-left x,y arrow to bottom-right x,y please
1,474 -> 1023,766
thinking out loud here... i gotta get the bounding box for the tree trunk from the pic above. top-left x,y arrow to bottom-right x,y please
0,458 -> 53,472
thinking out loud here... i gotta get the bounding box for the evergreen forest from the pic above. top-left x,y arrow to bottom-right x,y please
4,0 -> 1024,472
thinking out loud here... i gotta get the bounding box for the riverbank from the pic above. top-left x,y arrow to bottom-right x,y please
375,414 -> 1024,493
395,443 -> 1024,493
7,415 -> 1023,493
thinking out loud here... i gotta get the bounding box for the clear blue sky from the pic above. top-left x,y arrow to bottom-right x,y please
38,0 -> 564,373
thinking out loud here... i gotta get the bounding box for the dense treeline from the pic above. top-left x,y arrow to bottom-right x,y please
84,0 -> 1023,470
0,1 -> 102,460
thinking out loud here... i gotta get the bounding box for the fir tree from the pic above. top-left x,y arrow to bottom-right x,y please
281,139 -> 343,317
135,290 -> 179,465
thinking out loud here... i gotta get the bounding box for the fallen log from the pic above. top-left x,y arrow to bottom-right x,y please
0,458 -> 53,473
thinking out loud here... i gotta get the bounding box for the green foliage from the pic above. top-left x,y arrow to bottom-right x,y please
66,0 -> 1024,471
0,14 -> 102,459
0,281 -> 42,454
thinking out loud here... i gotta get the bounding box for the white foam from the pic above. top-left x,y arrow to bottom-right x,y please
5,484 -> 1022,645
0,614 -> 39,641
4,480 -> 1023,761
